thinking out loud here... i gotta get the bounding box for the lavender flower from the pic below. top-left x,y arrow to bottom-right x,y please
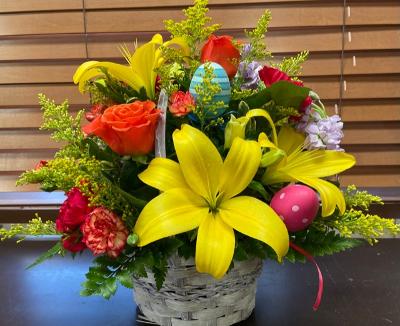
238,61 -> 262,89
297,107 -> 344,151
241,43 -> 252,58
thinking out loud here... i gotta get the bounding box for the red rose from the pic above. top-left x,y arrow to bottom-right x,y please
300,96 -> 312,113
62,233 -> 86,253
82,207 -> 129,258
56,187 -> 92,233
201,35 -> 240,78
258,66 -> 304,87
83,101 -> 160,156
169,91 -> 195,117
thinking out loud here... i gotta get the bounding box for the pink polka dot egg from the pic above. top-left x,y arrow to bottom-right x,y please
270,184 -> 319,232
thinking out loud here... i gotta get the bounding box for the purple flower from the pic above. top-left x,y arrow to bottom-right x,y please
297,107 -> 344,151
241,43 -> 252,58
238,61 -> 262,89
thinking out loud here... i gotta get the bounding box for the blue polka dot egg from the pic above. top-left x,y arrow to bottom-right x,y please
189,62 -> 231,117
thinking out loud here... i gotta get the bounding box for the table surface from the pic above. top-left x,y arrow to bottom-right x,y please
0,239 -> 399,326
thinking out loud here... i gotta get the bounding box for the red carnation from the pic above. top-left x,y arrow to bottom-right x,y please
56,187 -> 92,233
82,207 -> 129,258
62,233 -> 86,253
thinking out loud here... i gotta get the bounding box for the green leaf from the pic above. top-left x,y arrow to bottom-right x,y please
244,88 -> 272,108
248,180 -> 271,201
129,251 -> 154,278
160,237 -> 184,255
178,241 -> 195,259
80,279 -> 100,296
288,228 -> 363,263
100,277 -> 118,300
153,260 -> 168,290
234,243 -> 249,261
117,269 -> 134,289
119,159 -> 140,191
269,81 -> 310,108
26,242 -> 62,269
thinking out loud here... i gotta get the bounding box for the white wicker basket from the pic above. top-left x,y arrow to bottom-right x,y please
133,255 -> 263,326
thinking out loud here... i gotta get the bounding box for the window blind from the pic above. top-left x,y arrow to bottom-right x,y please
0,0 -> 399,191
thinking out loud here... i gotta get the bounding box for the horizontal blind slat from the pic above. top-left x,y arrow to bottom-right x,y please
346,2 -> 400,26
0,1 -> 398,191
0,38 -> 87,61
0,85 -> 88,107
0,131 -> 61,150
85,0 -> 319,10
0,12 -> 84,36
0,0 -> 82,13
86,6 -> 343,34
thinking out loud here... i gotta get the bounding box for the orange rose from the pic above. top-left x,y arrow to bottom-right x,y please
200,35 -> 240,78
83,101 -> 160,156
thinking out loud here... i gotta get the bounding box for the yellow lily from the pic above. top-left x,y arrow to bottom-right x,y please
261,126 -> 356,217
224,108 -> 278,149
134,124 -> 289,279
73,34 -> 189,99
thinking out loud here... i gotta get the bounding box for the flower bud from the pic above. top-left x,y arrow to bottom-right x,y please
224,115 -> 249,149
260,148 -> 285,167
127,233 -> 139,246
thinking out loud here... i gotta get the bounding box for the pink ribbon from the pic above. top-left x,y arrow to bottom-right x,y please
289,242 -> 324,311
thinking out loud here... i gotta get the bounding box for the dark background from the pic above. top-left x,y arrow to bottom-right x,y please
1,239 -> 399,326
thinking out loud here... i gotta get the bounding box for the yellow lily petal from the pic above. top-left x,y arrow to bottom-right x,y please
219,196 -> 289,261
263,149 -> 355,185
73,61 -> 144,94
219,137 -> 261,200
130,41 -> 158,99
134,188 -> 208,247
195,213 -> 235,279
173,124 -> 223,202
159,36 -> 191,65
258,132 -> 277,149
138,158 -> 188,192
73,61 -> 105,93
73,60 -> 99,84
246,109 -> 278,146
150,33 -> 163,45
296,176 -> 346,217
277,126 -> 305,156
286,150 -> 356,178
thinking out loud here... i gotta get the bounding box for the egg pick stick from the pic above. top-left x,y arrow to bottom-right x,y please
155,89 -> 168,158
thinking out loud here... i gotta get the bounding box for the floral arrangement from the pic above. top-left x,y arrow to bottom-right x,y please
1,0 -> 399,308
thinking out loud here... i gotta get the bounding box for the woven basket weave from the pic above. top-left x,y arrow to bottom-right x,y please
133,255 -> 263,326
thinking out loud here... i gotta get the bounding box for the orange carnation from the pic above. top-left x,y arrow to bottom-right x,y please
83,101 -> 160,156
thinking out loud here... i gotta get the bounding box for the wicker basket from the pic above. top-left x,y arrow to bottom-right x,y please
133,255 -> 263,326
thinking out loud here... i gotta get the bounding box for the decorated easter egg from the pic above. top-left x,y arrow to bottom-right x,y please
270,184 -> 319,232
189,62 -> 231,117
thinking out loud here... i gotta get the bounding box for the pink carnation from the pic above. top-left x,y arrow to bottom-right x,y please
169,91 -> 195,117
82,207 -> 129,258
